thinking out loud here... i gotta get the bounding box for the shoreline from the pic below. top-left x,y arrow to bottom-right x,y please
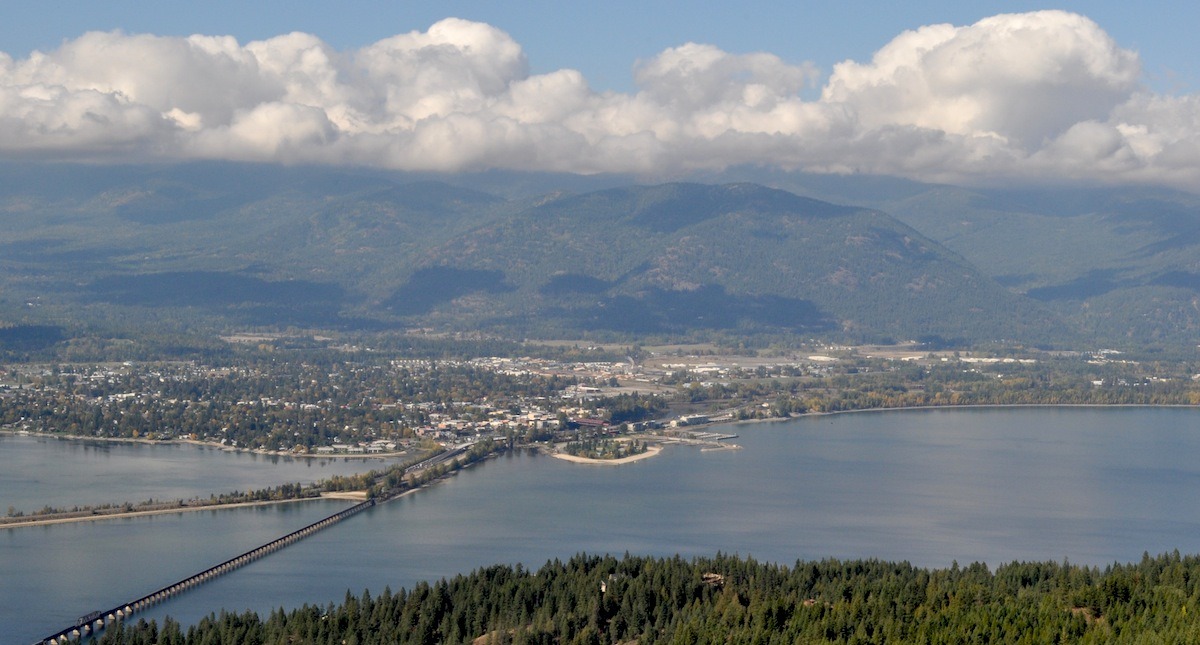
1,451 -> 478,530
5,404 -> 1194,518
800,402 -> 1199,417
5,403 -> 1193,454
680,402 -> 1200,434
0,430 -> 411,460
0,492 -> 368,529
547,444 -> 663,466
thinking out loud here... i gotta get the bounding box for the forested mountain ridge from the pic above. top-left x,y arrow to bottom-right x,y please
1,161 -> 1183,349
409,182 -> 1064,344
706,167 -> 1200,346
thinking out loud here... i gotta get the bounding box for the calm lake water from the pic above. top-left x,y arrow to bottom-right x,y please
5,407 -> 1200,641
0,434 -> 405,513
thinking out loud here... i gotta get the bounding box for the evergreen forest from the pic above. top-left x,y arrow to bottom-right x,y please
85,551 -> 1200,644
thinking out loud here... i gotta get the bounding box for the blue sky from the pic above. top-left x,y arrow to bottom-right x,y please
1,2 -> 1198,188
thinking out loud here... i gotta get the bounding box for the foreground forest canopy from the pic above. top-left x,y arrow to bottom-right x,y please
89,551 -> 1200,644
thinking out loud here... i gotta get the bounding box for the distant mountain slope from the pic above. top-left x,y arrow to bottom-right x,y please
389,183 -> 1067,344
0,163 -> 1095,347
864,187 -> 1200,345
0,163 -> 508,331
705,167 -> 1200,346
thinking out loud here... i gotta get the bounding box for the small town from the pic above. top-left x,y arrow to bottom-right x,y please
3,341 -> 1197,462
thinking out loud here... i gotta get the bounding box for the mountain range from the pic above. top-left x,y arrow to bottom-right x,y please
1,162 -> 1197,350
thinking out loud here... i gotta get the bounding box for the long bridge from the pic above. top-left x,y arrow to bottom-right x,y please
37,497 -> 375,644
35,444 -> 474,645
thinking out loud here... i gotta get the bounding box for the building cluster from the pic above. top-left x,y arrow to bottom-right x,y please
8,343 -> 1183,455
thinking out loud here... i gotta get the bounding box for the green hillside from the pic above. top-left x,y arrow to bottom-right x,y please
709,168 -> 1200,347
0,162 -> 1117,349
403,182 -> 1066,344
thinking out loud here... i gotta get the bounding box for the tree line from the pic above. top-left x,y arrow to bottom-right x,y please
84,550 -> 1200,644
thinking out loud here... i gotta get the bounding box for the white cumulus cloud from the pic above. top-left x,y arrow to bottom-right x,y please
1,12 -> 1198,189
824,12 -> 1140,148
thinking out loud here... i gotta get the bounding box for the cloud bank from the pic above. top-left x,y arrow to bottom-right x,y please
2,11 -> 1198,189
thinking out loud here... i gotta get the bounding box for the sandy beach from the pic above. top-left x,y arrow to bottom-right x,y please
548,444 -> 662,465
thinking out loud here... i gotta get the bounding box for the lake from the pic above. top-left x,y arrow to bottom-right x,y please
5,407 -> 1200,641
0,434 -> 406,513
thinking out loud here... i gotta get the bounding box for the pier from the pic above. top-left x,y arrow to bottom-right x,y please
651,430 -> 741,450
